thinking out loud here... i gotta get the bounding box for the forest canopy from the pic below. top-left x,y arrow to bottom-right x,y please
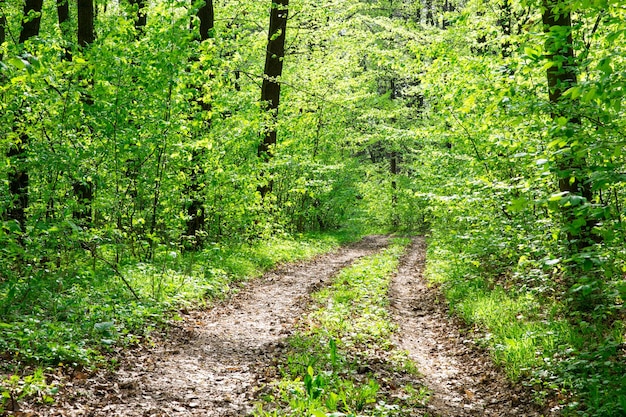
1,0 -> 625,414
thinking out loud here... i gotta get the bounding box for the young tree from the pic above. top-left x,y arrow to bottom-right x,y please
184,0 -> 214,246
72,0 -> 96,224
257,0 -> 289,198
6,0 -> 44,232
542,0 -> 597,250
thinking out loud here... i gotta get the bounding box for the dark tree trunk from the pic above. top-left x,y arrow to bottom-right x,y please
7,135 -> 29,229
57,0 -> 69,32
257,0 -> 289,199
73,0 -> 96,225
542,0 -> 597,249
6,0 -> 43,231
19,0 -> 43,43
197,0 -> 214,40
56,0 -> 73,60
184,0 -> 214,247
78,0 -> 95,47
129,0 -> 147,33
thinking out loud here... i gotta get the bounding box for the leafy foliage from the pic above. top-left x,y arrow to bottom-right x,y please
0,0 -> 625,414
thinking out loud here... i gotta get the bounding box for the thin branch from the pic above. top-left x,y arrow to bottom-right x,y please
81,241 -> 141,301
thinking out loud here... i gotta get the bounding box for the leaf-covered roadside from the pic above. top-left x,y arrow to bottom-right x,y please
0,231 -> 359,413
253,238 -> 430,417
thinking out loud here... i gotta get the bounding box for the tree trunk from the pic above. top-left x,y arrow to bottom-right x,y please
78,0 -> 95,47
390,151 -> 399,228
71,0 -> 96,225
257,0 -> 289,199
197,0 -> 214,41
129,0 -> 147,33
542,0 -> 597,249
184,0 -> 214,247
6,0 -> 43,231
57,0 -> 71,59
19,0 -> 43,43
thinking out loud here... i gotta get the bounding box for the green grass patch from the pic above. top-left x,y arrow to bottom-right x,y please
426,245 -> 626,416
254,238 -> 430,417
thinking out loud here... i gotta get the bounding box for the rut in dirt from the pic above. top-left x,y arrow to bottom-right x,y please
42,235 -> 390,417
390,237 -> 553,417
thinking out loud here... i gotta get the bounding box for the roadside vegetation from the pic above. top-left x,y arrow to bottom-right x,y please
0,231 -> 360,412
426,227 -> 626,416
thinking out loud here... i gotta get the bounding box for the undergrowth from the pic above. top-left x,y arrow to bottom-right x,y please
0,230 -> 359,411
426,232 -> 626,416
254,238 -> 430,417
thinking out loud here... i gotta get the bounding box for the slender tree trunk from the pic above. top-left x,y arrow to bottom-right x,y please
184,0 -> 214,247
0,0 -> 5,61
56,0 -> 72,59
71,0 -> 96,225
542,0 -> 597,249
6,0 -> 43,232
390,151 -> 399,228
129,0 -> 147,33
257,0 -> 289,199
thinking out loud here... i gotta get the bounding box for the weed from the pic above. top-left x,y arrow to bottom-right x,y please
0,231 -> 357,371
0,369 -> 57,413
254,238 -> 429,416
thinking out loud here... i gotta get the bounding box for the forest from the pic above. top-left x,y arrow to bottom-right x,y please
0,0 -> 625,415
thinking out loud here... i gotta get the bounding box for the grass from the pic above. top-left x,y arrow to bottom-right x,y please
254,238 -> 430,417
0,230 -> 360,412
426,245 -> 626,416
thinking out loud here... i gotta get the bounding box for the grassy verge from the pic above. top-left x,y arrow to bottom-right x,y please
0,230 -> 360,412
254,238 -> 430,417
426,243 -> 626,416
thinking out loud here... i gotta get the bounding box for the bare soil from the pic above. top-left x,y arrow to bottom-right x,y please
390,237 -> 556,417
18,235 -> 558,416
27,235 -> 390,417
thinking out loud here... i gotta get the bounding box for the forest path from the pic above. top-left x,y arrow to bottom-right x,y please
390,237 -> 551,416
42,235 -> 390,416
33,235 -> 554,416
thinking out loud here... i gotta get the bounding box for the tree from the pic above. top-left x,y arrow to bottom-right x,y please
78,0 -> 95,47
57,0 -> 72,59
6,0 -> 44,232
542,0 -> 597,250
257,0 -> 289,199
184,0 -> 214,247
72,0 -> 96,224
